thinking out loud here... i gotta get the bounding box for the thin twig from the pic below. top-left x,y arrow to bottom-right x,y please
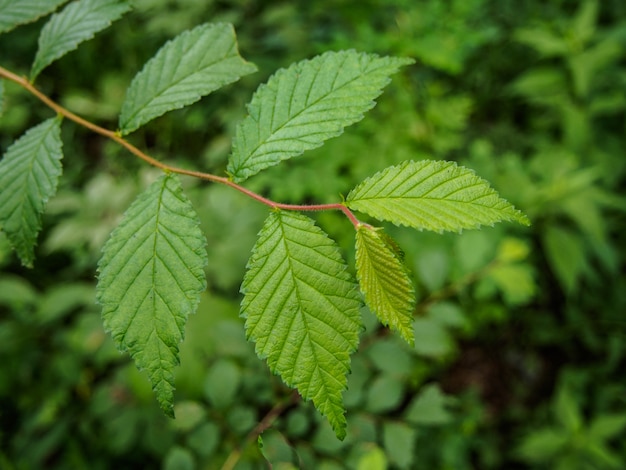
0,65 -> 362,227
220,391 -> 300,470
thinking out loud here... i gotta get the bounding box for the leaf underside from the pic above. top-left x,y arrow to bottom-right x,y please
227,50 -> 414,182
31,0 -> 131,80
347,160 -> 531,232
96,173 -> 207,417
355,226 -> 415,345
241,210 -> 362,439
0,118 -> 63,267
0,0 -> 67,34
119,22 -> 256,135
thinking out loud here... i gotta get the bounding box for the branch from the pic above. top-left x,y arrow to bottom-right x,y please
0,65 -> 362,228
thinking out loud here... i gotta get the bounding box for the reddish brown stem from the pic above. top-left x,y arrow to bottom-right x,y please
0,65 -> 362,227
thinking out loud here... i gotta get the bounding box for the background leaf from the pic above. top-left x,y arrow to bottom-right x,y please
31,0 -> 131,80
96,173 -> 207,417
118,22 -> 256,135
347,160 -> 530,232
0,0 -> 67,34
241,210 -> 362,439
355,226 -> 415,345
0,118 -> 63,267
227,50 -> 413,182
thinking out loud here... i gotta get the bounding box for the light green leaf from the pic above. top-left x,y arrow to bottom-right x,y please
0,118 -> 63,267
241,210 -> 362,439
31,0 -> 131,80
0,0 -> 67,34
355,226 -> 415,345
347,160 -> 530,232
119,23 -> 256,135
228,50 -> 413,182
96,173 -> 207,417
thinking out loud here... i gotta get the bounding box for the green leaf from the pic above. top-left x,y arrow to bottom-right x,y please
382,421 -> 416,469
0,79 -> 3,116
241,210 -> 362,439
31,0 -> 131,80
355,226 -> 415,345
0,118 -> 63,267
119,22 -> 256,135
96,173 -> 207,417
405,383 -> 455,425
347,160 -> 530,232
228,50 -> 413,182
0,0 -> 67,34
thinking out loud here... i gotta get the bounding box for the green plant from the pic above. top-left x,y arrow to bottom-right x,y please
0,0 -> 529,441
516,374 -> 626,470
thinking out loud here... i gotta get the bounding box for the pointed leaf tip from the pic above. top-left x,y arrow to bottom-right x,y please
356,226 -> 415,345
96,173 -> 208,415
241,210 -> 362,439
347,160 -> 530,232
119,22 -> 256,134
228,50 -> 414,182
0,118 -> 63,267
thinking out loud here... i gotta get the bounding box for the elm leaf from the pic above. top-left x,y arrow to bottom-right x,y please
0,118 -> 63,267
241,210 -> 362,439
31,0 -> 131,80
119,22 -> 256,135
0,0 -> 67,34
228,50 -> 413,182
347,160 -> 530,232
96,173 -> 208,416
355,226 -> 415,345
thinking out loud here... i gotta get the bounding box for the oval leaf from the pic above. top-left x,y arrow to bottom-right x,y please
347,160 -> 531,232
119,22 -> 256,135
227,50 -> 413,182
241,210 -> 362,439
355,226 -> 415,345
0,0 -> 67,34
96,173 -> 208,417
31,0 -> 131,80
0,118 -> 63,267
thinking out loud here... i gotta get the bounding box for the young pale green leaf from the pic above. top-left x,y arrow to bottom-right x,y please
31,0 -> 131,80
96,173 -> 207,417
347,160 -> 530,232
119,23 -> 256,135
355,226 -> 415,345
241,210 -> 362,439
0,118 -> 63,267
227,50 -> 414,182
0,0 -> 67,34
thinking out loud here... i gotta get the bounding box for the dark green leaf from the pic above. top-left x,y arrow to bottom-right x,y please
0,118 -> 63,266
228,50 -> 413,181
0,0 -> 67,34
96,173 -> 207,416
31,0 -> 131,80
119,23 -> 256,135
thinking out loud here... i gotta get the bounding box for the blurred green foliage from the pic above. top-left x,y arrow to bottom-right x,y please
1,0 -> 625,468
